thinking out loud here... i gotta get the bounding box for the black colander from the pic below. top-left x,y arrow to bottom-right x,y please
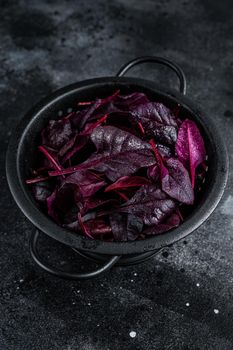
6,56 -> 228,280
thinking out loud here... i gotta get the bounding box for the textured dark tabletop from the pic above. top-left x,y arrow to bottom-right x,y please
1,1 -> 233,349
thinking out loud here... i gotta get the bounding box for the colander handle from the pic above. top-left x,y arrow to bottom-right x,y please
116,56 -> 187,95
30,230 -> 120,280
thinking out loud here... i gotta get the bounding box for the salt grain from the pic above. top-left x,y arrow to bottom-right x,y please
196,283 -> 200,287
87,302 -> 91,306
19,279 -> 24,283
186,303 -> 190,307
129,331 -> 136,338
214,309 -> 219,314
134,273 -> 137,276
130,279 -> 134,282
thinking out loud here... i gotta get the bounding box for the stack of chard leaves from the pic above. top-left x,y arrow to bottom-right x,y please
27,91 -> 207,241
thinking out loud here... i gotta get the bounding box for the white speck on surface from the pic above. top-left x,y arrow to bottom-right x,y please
97,324 -> 100,327
19,279 -> 24,283
186,303 -> 190,307
77,290 -> 80,293
214,309 -> 219,314
16,286 -> 20,290
101,283 -> 104,287
196,283 -> 200,287
130,279 -> 134,282
119,286 -> 122,289
72,302 -> 76,305
87,302 -> 91,306
134,273 -> 137,276
113,291 -> 116,296
129,331 -> 136,338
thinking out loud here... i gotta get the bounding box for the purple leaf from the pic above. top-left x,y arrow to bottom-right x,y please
143,213 -> 180,235
78,213 -> 112,239
147,164 -> 160,182
41,118 -> 72,150
81,115 -> 108,135
80,196 -> 118,216
114,92 -> 150,110
63,211 -> 99,232
71,90 -> 120,129
131,102 -> 178,144
109,213 -> 143,241
118,185 -> 176,226
58,134 -> 78,157
88,92 -> 149,123
156,144 -> 173,157
48,127 -> 156,178
149,140 -> 194,204
38,146 -> 62,171
60,170 -> 106,199
161,158 -> 194,205
89,126 -> 156,181
85,218 -> 112,236
61,135 -> 88,164
105,175 -> 151,193
175,119 -> 206,187
149,138 -> 169,179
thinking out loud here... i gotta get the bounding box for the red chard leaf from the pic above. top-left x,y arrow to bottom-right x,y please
60,170 -> 106,199
161,158 -> 194,205
71,90 -> 120,129
114,92 -> 150,110
118,185 -> 176,226
143,213 -> 180,235
110,213 -> 143,241
131,102 -> 178,144
85,218 -> 112,236
38,146 -> 62,171
88,126 -> 156,181
175,119 -> 206,187
105,176 -> 151,192
41,118 -> 72,150
61,135 -> 88,164
80,197 -> 117,216
147,164 -> 160,182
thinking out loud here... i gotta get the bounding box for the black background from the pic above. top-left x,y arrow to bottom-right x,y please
1,0 -> 233,349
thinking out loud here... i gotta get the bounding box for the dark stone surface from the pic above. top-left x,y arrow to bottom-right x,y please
1,0 -> 233,349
